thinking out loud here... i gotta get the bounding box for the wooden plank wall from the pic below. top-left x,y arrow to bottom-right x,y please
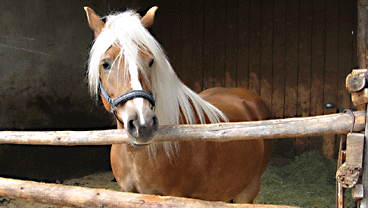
134,0 -> 357,158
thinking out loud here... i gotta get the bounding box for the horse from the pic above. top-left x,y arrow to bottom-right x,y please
84,6 -> 272,203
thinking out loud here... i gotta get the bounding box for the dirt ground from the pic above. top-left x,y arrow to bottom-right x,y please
0,151 -> 357,208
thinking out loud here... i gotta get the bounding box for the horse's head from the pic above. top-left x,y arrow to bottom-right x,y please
84,7 -> 159,146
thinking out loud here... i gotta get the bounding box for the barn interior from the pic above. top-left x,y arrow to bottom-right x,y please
0,0 -> 357,188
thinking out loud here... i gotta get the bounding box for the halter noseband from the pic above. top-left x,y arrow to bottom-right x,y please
99,80 -> 155,123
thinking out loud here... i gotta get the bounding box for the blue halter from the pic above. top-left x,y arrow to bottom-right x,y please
99,80 -> 155,123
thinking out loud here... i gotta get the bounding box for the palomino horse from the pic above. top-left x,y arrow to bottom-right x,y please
84,6 -> 272,203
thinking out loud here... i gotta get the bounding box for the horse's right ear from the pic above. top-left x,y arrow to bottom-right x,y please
141,6 -> 158,29
84,7 -> 105,37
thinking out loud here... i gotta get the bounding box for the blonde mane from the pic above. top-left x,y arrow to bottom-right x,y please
87,10 -> 228,154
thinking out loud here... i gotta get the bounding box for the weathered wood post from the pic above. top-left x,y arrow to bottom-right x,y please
342,1 -> 368,202
342,69 -> 368,208
357,1 -> 368,207
358,0 -> 368,70
336,2 -> 368,207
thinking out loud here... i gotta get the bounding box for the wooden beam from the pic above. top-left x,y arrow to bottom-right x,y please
0,111 -> 365,146
0,177 -> 297,208
358,0 -> 368,69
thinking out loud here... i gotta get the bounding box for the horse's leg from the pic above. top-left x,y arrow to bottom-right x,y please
232,175 -> 261,204
233,139 -> 272,204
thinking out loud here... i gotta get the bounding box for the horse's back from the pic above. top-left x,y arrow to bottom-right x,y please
199,87 -> 270,122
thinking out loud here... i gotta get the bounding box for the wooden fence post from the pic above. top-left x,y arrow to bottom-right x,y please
343,1 -> 368,202
341,68 -> 368,208
360,108 -> 368,207
358,0 -> 368,70
354,0 -> 368,206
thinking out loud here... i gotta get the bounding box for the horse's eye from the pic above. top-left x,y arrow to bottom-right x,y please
148,59 -> 154,68
102,62 -> 111,70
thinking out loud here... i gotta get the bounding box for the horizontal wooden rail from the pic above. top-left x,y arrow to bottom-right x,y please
0,111 -> 365,146
0,177 -> 297,208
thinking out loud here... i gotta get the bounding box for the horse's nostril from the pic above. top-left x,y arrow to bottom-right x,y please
152,116 -> 159,128
128,119 -> 134,129
127,119 -> 137,136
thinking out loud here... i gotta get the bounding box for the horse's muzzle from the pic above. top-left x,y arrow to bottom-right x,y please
125,111 -> 159,146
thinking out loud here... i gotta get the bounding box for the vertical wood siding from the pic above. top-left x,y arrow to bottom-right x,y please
143,0 -> 357,157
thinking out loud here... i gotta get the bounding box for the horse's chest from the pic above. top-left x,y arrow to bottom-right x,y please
110,141 -> 263,201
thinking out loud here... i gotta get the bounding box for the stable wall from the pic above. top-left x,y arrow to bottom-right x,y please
1,0 -> 111,130
0,0 -> 139,181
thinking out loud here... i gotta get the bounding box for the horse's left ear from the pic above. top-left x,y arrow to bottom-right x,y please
84,7 -> 105,37
141,6 -> 158,29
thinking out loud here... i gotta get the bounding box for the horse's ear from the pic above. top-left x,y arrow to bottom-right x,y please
141,6 -> 158,29
84,7 -> 105,37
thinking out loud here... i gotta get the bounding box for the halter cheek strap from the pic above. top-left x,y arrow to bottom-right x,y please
98,80 -> 155,123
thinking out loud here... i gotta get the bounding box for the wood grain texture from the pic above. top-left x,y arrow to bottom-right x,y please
271,0 -> 286,119
0,111 -> 364,146
225,0 -> 238,88
324,0 -> 339,115
236,0 -> 250,89
338,0 -> 355,110
0,177 -> 298,208
260,0 -> 273,113
213,0 -> 227,87
192,0 -> 204,91
310,0 -> 325,117
203,0 -> 216,89
284,0 -> 299,118
336,133 -> 365,188
248,0 -> 261,95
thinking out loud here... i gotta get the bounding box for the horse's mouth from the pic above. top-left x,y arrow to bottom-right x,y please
128,133 -> 156,147
130,141 -> 151,147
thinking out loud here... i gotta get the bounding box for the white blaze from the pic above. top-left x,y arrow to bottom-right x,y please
128,62 -> 146,125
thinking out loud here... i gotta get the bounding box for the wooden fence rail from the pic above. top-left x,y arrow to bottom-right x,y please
0,111 -> 365,145
0,177 -> 297,208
